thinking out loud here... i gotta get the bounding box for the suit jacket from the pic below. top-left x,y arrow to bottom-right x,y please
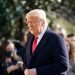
24,27 -> 69,75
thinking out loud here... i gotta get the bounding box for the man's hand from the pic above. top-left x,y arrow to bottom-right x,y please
24,68 -> 37,75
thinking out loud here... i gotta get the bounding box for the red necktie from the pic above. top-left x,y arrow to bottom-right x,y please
32,36 -> 38,53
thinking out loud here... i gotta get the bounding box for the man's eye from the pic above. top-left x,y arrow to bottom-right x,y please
28,21 -> 33,24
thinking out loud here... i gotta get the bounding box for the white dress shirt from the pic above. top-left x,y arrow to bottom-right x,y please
37,25 -> 48,46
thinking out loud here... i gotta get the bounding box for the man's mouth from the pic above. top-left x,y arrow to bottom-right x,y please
29,28 -> 32,30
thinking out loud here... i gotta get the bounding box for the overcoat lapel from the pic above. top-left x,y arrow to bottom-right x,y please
30,33 -> 50,67
31,34 -> 48,59
26,27 -> 51,65
31,27 -> 51,58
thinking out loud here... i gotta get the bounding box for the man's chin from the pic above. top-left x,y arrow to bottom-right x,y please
30,31 -> 33,34
31,32 -> 36,36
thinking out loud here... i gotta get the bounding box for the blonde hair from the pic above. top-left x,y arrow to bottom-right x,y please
25,9 -> 48,25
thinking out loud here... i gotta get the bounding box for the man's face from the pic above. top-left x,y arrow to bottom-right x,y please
26,16 -> 44,36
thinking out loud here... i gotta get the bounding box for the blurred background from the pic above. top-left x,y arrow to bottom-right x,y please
0,0 -> 75,40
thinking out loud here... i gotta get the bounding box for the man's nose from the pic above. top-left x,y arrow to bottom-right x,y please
28,23 -> 33,27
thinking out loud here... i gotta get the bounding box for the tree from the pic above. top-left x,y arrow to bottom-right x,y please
0,0 -> 75,39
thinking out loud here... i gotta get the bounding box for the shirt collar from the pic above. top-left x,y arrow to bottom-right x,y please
37,25 -> 48,40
